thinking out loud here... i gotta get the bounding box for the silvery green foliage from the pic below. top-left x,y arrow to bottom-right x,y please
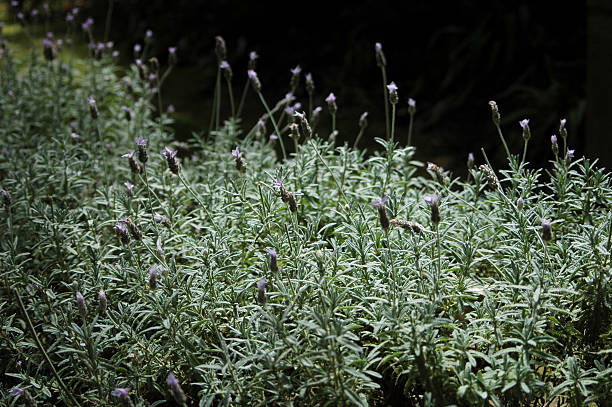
0,42 -> 611,407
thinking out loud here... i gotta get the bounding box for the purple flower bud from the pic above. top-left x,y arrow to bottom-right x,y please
268,249 -> 278,273
31,9 -> 38,16
111,388 -> 134,407
375,42 -> 386,67
305,72 -> 315,95
551,134 -> 559,156
148,73 -> 156,82
290,65 -> 301,89
220,60 -> 232,81
371,196 -> 389,231
115,221 -> 130,244
489,100 -> 500,126
168,47 -> 177,65
124,181 -> 134,196
248,50 -> 258,70
98,289 -> 107,312
161,147 -> 179,174
467,152 -> 474,170
424,192 -> 441,225
519,118 -> 531,141
72,7 -> 79,15
248,69 -> 261,93
231,147 -> 242,159
232,147 -> 246,172
565,148 -> 575,164
1,189 -> 11,207
359,111 -> 368,129
167,104 -> 175,113
541,218 -> 552,241
11,1 -> 19,7
257,278 -> 266,304
167,373 -> 186,404
11,387 -> 23,396
112,50 -> 119,59
17,12 -> 24,20
133,43 -> 141,58
326,92 -> 337,115
215,35 -> 227,61
149,266 -> 158,289
66,13 -> 73,22
387,82 -> 398,104
76,291 -> 87,319
517,197 -> 524,211
408,98 -> 416,114
145,29 -> 153,41
88,97 -> 98,119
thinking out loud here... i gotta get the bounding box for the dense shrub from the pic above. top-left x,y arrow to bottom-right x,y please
0,33 -> 611,407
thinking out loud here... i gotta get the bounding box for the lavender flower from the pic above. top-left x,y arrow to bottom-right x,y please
111,388 -> 134,407
161,147 -> 179,174
167,373 -> 186,404
551,135 -> 559,156
248,70 -> 262,93
124,181 -> 134,196
387,82 -> 398,105
232,147 -> 246,172
517,197 -> 524,211
154,213 -> 171,227
559,118 -> 568,140
257,278 -> 266,304
121,105 -> 131,121
115,221 -> 130,244
311,106 -> 322,128
88,97 -> 98,119
135,136 -> 147,164
467,152 -> 474,170
359,112 -> 369,129
124,218 -> 142,240
325,93 -> 337,115
133,43 -> 141,58
66,13 -> 73,22
375,42 -> 386,67
305,73 -> 314,95
424,192 -> 441,225
122,151 -> 142,174
489,100 -> 500,126
76,291 -> 87,319
294,111 -> 312,139
290,65 -> 301,90
519,118 -> 531,141
145,29 -> 153,42
98,289 -> 107,312
566,148 -> 575,164
42,38 -> 55,61
220,60 -> 232,81
541,218 -> 552,242
273,178 -> 297,212
11,387 -> 23,396
408,98 -> 416,114
371,196 -> 389,231
149,266 -> 158,289
167,104 -> 175,113
215,36 -> 226,61
1,189 -> 11,207
248,51 -> 259,70
168,47 -> 177,65
268,249 -> 278,273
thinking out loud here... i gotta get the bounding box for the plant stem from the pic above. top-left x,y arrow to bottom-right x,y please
380,66 -> 390,140
257,92 -> 287,160
495,123 -> 512,161
407,110 -> 414,147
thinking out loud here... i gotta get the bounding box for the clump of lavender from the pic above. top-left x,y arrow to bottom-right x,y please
115,221 -> 130,244
268,249 -> 279,273
257,278 -> 266,304
88,97 -> 98,119
371,196 -> 389,231
135,136 -> 148,165
541,218 -> 553,242
75,291 -> 87,320
273,178 -> 297,212
424,192 -> 441,225
167,373 -> 187,404
161,147 -> 179,175
232,147 -> 246,172
122,151 -> 142,174
111,388 -> 134,407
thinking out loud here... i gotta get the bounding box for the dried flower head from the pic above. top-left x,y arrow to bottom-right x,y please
148,266 -> 158,289
371,196 -> 390,231
390,218 -> 427,234
135,136 -> 148,164
115,221 -> 130,244
294,111 -> 312,139
98,289 -> 107,312
489,100 -> 500,126
88,97 -> 98,119
124,218 -> 142,240
479,164 -> 500,190
247,70 -> 262,93
424,192 -> 441,225
215,35 -> 226,61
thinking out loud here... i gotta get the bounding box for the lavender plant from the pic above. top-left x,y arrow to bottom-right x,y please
0,14 -> 610,407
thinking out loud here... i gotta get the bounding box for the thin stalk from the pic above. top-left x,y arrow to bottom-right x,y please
14,289 -> 82,407
103,0 -> 114,43
407,110 -> 414,146
380,66 -> 390,140
236,80 -> 249,117
225,76 -> 236,118
215,69 -> 222,131
383,103 -> 396,195
521,139 -> 528,166
353,127 -> 365,149
208,67 -> 220,135
494,123 -> 512,161
257,92 -> 287,160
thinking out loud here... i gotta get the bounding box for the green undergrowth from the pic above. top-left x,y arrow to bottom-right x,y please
0,33 -> 611,407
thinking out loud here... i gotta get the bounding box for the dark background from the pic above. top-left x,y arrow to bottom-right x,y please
25,0 -> 591,173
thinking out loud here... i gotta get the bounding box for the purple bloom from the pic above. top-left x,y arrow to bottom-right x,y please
249,51 -> 259,61
371,196 -> 389,231
551,135 -> 557,144
560,118 -> 566,128
371,196 -> 387,209
122,151 -> 135,159
124,181 -> 134,196
268,249 -> 278,273
386,82 -> 398,93
133,43 -> 141,53
284,105 -> 295,115
167,373 -> 178,387
467,152 -> 474,169
111,387 -> 130,397
257,277 -> 266,304
359,111 -> 369,129
167,104 -> 175,113
387,82 -> 399,104
291,65 -> 301,75
98,289 -> 107,311
220,60 -> 230,69
247,70 -> 261,92
519,119 -> 530,129
31,9 -> 38,16
11,387 -> 23,396
541,218 -> 553,241
231,147 -> 242,159
408,98 -> 416,109
305,73 -> 312,82
424,192 -> 441,224
424,192 -> 440,206
325,93 -> 336,104
167,373 -> 186,404
149,266 -> 158,288
519,118 -> 531,141
76,291 -> 87,318
66,13 -> 74,22
17,12 -> 23,20
112,50 -> 119,58
566,149 -> 575,159
148,73 -> 156,81
169,47 -> 176,54
135,136 -> 146,146
269,134 -> 278,141
272,178 -> 283,190
145,29 -> 153,38
161,147 -> 177,159
11,1 -> 19,7
72,7 -> 79,15
69,132 -> 80,141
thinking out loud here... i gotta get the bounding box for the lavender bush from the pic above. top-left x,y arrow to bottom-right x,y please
0,10 -> 611,407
